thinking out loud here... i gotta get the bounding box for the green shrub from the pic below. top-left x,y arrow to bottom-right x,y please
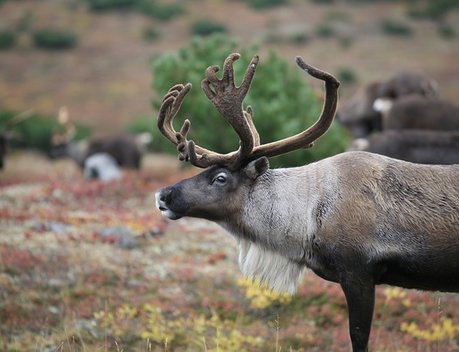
85,0 -> 133,11
32,29 -> 77,50
380,19 -> 413,36
126,116 -> 157,152
142,27 -> 160,41
289,32 -> 310,44
85,0 -> 185,21
315,23 -> 336,38
337,67 -> 357,84
0,30 -> 16,50
311,0 -> 335,4
244,0 -> 287,9
191,20 -> 227,36
406,0 -> 459,20
0,110 -> 90,151
338,36 -> 353,49
151,34 -> 349,167
136,1 -> 184,21
437,23 -> 456,39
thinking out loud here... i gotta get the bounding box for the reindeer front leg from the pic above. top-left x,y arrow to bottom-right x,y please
340,272 -> 375,352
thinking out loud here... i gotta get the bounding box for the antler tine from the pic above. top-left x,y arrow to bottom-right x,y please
201,53 -> 260,166
157,54 -> 338,169
158,54 -> 263,169
244,106 -> 260,146
248,57 -> 340,161
157,83 -> 189,145
157,83 -> 217,164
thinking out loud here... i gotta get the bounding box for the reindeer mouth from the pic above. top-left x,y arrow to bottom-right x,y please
155,192 -> 184,220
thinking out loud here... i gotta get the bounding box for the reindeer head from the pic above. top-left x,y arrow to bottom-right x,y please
155,53 -> 339,221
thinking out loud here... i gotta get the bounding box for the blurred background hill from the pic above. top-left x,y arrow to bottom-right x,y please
1,0 -> 458,137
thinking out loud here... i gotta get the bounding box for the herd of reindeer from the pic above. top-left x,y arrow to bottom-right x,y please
340,71 -> 459,164
1,65 -> 459,177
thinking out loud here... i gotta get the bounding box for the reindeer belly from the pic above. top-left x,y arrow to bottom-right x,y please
375,246 -> 459,292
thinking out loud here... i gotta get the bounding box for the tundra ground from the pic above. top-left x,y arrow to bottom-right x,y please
1,152 -> 458,351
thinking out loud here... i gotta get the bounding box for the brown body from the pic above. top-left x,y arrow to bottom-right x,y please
154,54 -> 459,352
348,130 -> 459,165
382,95 -> 459,131
49,134 -> 150,169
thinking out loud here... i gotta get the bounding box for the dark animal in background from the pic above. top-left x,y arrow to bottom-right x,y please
348,130 -> 459,165
49,133 -> 152,169
48,107 -> 152,172
154,54 -> 459,352
338,72 -> 437,138
376,95 -> 459,131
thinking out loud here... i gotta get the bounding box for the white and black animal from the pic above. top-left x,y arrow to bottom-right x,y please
84,153 -> 122,181
338,72 -> 438,138
154,54 -> 459,352
49,133 -> 152,171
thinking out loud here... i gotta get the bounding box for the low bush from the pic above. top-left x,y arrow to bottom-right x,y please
315,23 -> 336,38
244,0 -> 287,9
437,23 -> 456,39
142,27 -> 160,42
406,0 -> 459,20
289,32 -> 310,44
32,29 -> 77,50
136,1 -> 184,21
85,0 -> 132,11
126,116 -> 156,151
337,67 -> 358,84
0,110 -> 90,151
380,19 -> 413,36
0,30 -> 16,50
151,34 -> 349,167
85,0 -> 185,21
191,20 -> 227,36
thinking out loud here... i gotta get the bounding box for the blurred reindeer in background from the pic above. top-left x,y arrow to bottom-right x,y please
375,94 -> 459,131
338,72 -> 438,138
341,72 -> 459,165
49,107 -> 152,180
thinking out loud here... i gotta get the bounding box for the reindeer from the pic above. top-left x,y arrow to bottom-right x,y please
338,72 -> 438,138
374,94 -> 459,131
154,53 -> 459,352
348,129 -> 459,165
49,107 -> 152,171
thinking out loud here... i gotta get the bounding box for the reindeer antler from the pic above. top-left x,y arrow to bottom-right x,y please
157,53 -> 340,169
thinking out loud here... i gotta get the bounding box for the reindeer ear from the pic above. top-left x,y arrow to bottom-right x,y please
244,157 -> 269,180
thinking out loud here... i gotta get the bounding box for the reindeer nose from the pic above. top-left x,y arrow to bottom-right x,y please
159,188 -> 172,203
156,187 -> 174,212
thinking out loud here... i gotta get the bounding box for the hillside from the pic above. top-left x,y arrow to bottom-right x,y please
1,0 -> 458,135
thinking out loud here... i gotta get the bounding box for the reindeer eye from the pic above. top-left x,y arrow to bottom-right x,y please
213,173 -> 227,185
